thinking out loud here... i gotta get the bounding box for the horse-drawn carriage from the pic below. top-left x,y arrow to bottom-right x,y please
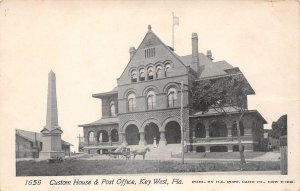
106,146 -> 150,160
106,146 -> 131,160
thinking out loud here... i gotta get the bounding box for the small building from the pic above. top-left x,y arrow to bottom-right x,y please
15,129 -> 72,158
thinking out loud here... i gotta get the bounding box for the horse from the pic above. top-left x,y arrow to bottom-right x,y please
131,146 -> 150,160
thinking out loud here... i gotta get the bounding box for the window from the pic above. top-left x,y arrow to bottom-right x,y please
156,66 -> 163,79
148,67 -> 154,80
165,63 -> 171,77
145,48 -> 155,58
167,88 -> 177,107
147,90 -> 156,110
88,131 -> 94,144
128,93 -> 136,112
110,101 -> 116,117
111,129 -> 119,142
131,70 -> 137,83
139,68 -> 145,81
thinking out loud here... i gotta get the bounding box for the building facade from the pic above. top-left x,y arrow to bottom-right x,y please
79,25 -> 267,154
15,129 -> 72,158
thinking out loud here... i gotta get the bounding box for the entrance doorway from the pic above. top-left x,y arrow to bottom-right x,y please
165,121 -> 181,144
125,125 -> 140,145
145,123 -> 160,144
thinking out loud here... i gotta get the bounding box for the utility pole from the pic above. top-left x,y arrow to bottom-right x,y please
172,12 -> 175,49
180,81 -> 184,164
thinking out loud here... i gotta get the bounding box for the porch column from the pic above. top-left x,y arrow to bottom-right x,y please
205,145 -> 210,152
94,135 -> 97,146
121,132 -> 128,146
192,130 -> 196,140
227,123 -> 232,137
139,132 -> 146,146
159,131 -> 167,146
108,133 -> 112,145
205,125 -> 210,138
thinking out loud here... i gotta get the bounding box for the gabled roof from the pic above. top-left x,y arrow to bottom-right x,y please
78,117 -> 119,127
15,129 -> 72,146
117,26 -> 187,81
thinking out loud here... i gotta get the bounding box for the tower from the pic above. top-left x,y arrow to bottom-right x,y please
39,70 -> 64,159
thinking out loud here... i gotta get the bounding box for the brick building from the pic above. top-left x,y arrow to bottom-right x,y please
79,25 -> 267,154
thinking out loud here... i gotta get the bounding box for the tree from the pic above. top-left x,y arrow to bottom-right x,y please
191,73 -> 253,164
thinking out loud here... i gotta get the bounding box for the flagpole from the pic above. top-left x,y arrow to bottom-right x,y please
181,81 -> 184,164
172,12 -> 174,49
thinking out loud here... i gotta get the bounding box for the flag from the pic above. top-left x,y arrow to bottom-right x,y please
173,15 -> 179,26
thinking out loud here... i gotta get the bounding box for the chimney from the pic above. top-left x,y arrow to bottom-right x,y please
129,47 -> 136,60
207,50 -> 213,60
192,33 -> 199,75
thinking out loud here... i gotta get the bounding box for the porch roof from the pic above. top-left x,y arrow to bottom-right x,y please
78,117 -> 119,127
190,108 -> 267,124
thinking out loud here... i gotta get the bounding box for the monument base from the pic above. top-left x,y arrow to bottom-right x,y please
39,151 -> 65,159
159,140 -> 167,146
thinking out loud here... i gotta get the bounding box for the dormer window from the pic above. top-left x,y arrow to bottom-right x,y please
148,67 -> 154,80
139,69 -> 145,81
131,70 -> 137,83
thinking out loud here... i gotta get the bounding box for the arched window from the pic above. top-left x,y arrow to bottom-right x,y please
88,131 -> 94,144
128,93 -> 136,112
167,88 -> 177,107
165,63 -> 171,77
148,67 -> 154,80
147,90 -> 156,110
111,129 -> 119,142
110,101 -> 116,117
156,66 -> 163,79
139,68 -> 145,81
131,70 -> 137,83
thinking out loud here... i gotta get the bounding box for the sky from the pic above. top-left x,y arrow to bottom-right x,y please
0,0 -> 299,152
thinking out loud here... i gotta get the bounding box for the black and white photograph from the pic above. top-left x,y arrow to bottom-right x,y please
0,1 -> 299,191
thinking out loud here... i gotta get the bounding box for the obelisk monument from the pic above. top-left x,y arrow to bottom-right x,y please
39,70 -> 64,159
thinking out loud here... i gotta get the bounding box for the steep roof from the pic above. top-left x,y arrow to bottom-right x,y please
180,53 -> 235,79
117,26 -> 187,82
78,117 -> 119,127
15,129 -> 72,146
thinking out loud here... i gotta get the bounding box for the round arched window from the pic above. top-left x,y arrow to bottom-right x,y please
128,93 -> 136,112
147,90 -> 156,110
156,66 -> 163,78
139,68 -> 145,81
131,70 -> 137,83
110,101 -> 116,117
167,87 -> 177,107
165,63 -> 171,76
148,67 -> 154,80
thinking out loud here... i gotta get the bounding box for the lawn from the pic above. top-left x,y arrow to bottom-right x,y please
171,152 -> 269,159
16,159 -> 280,176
